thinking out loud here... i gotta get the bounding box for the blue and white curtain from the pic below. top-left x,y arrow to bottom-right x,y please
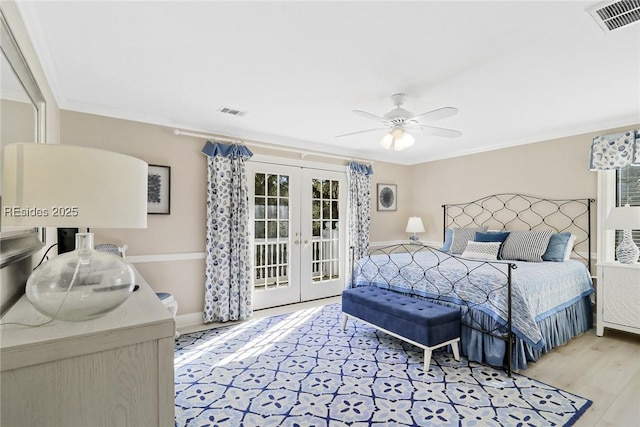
348,162 -> 374,260
202,141 -> 254,323
589,130 -> 639,170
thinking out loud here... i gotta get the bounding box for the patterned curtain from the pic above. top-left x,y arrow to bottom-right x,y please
348,162 -> 374,260
202,140 -> 254,323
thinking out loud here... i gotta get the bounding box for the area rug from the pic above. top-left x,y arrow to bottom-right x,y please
174,303 -> 591,426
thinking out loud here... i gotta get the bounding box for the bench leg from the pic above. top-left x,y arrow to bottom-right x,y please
451,338 -> 460,361
423,348 -> 433,372
342,314 -> 348,330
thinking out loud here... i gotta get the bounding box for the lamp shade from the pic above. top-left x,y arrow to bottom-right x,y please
605,206 -> 640,230
406,216 -> 425,233
2,143 -> 148,228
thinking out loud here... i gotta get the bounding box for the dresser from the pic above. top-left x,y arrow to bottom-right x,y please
596,262 -> 640,336
0,269 -> 175,426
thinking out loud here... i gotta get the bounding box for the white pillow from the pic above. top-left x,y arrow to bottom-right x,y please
461,241 -> 502,261
501,230 -> 554,262
450,226 -> 488,254
563,234 -> 577,261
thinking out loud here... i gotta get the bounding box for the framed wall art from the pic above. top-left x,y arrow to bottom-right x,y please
377,183 -> 397,211
148,164 -> 171,214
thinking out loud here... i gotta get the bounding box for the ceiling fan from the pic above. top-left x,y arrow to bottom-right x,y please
336,93 -> 461,151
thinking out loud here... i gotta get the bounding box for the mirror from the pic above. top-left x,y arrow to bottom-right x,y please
0,9 -> 46,267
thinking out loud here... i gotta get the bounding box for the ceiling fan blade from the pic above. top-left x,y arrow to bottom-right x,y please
335,128 -> 387,138
413,125 -> 462,138
353,110 -> 388,123
409,107 -> 459,122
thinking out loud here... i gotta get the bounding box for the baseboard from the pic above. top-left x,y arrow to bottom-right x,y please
176,312 -> 206,330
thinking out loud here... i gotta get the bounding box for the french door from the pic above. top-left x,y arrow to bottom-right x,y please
248,162 -> 347,310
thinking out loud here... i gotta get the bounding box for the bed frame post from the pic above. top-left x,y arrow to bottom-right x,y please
442,204 -> 447,241
507,263 -> 516,377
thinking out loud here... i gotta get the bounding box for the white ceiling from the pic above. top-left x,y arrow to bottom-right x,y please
16,1 -> 640,165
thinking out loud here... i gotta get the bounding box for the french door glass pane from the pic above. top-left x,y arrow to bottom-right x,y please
254,172 -> 290,291
311,178 -> 340,282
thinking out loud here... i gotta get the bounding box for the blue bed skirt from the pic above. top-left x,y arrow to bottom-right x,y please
459,295 -> 593,370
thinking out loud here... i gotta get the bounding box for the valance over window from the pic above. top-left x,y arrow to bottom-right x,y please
589,130 -> 639,170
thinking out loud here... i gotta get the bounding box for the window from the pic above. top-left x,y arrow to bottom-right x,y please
615,165 -> 640,251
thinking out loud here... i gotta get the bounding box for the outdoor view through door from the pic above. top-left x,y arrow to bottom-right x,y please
249,163 -> 346,310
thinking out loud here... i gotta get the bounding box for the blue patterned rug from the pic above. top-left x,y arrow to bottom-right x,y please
174,304 -> 591,426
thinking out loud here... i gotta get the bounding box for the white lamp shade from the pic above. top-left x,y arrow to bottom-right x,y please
406,216 -> 425,233
2,143 -> 148,228
605,206 -> 640,230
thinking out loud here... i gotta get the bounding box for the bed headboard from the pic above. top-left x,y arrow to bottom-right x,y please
442,194 -> 594,272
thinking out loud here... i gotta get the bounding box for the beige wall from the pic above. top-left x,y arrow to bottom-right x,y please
1,1 -> 60,311
60,108 -> 637,315
60,110 -> 409,314
408,125 -> 639,248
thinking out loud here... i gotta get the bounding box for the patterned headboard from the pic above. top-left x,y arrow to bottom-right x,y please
442,194 -> 594,272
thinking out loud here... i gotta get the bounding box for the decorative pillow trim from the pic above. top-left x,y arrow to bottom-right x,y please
461,241 -> 501,261
450,226 -> 488,254
501,230 -> 554,262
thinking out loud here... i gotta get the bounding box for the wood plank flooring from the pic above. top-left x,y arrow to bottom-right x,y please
179,297 -> 640,426
525,328 -> 640,427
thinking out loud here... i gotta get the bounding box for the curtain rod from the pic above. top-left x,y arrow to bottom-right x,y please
173,129 -> 374,164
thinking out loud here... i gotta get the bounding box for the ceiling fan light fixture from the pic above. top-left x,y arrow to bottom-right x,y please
398,129 -> 415,149
379,132 -> 394,149
380,127 -> 414,151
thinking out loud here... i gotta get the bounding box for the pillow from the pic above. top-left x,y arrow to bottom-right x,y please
500,230 -> 554,262
475,231 -> 510,259
461,241 -> 502,261
450,226 -> 488,254
440,228 -> 453,252
563,234 -> 577,261
542,232 -> 572,262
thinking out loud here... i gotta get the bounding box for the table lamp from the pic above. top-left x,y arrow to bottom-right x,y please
1,143 -> 147,320
406,216 -> 425,243
605,204 -> 640,264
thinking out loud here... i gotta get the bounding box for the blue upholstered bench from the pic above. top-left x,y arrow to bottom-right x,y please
342,286 -> 461,371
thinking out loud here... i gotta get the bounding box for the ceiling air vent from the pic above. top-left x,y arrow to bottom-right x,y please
587,0 -> 640,32
218,106 -> 247,117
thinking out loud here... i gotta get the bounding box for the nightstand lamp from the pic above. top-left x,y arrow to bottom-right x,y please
1,143 -> 148,321
605,204 -> 640,264
406,216 -> 425,243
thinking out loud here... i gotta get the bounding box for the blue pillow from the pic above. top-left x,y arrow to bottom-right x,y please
475,231 -> 510,259
542,232 -> 571,262
440,228 -> 453,252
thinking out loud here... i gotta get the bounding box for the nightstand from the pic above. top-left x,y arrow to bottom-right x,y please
596,262 -> 640,336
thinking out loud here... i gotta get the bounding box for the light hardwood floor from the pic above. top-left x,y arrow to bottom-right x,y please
525,327 -> 640,427
179,297 -> 640,426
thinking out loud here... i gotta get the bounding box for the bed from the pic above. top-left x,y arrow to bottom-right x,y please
350,194 -> 595,373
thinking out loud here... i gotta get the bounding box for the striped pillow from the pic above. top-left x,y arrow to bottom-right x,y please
461,241 -> 501,261
450,226 -> 488,254
501,230 -> 554,262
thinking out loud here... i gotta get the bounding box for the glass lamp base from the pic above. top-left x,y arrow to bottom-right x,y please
26,233 -> 135,321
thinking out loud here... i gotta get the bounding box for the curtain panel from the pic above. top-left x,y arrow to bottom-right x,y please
202,140 -> 254,323
348,162 -> 373,261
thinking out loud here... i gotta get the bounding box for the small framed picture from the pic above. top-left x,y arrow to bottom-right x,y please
377,183 -> 397,211
148,165 -> 171,214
